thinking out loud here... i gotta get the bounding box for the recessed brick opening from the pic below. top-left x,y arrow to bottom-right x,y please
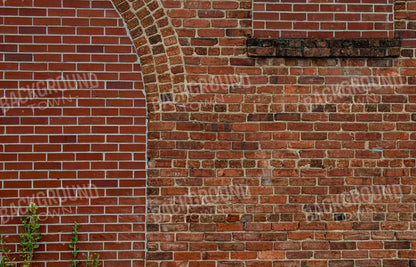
253,0 -> 395,39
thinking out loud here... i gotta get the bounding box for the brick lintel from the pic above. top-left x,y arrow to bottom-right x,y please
247,38 -> 401,58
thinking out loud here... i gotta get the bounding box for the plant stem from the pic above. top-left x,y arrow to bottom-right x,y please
69,221 -> 80,267
19,202 -> 41,267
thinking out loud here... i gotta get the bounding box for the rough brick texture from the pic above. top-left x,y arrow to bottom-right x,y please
3,0 -> 416,266
253,0 -> 395,39
247,38 -> 401,58
148,0 -> 416,266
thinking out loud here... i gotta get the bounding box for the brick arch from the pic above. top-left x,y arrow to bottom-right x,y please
110,1 -> 188,265
111,0 -> 186,113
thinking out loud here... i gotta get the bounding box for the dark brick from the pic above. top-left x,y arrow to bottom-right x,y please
329,261 -> 354,267
148,34 -> 162,45
299,76 -> 324,84
334,214 -> 346,221
247,113 -> 274,121
409,77 -> 416,84
147,252 -> 173,260
5,54 -> 33,61
384,241 -> 410,249
382,95 -> 407,103
365,104 -> 377,112
330,242 -> 356,250
230,58 -> 255,66
310,159 -> 323,168
246,38 -> 260,46
205,123 -> 231,132
77,45 -> 103,53
352,222 -> 379,230
383,260 -> 410,267
215,104 -> 227,112
274,113 -> 300,121
232,142 -> 259,150
325,104 -> 337,112
312,104 -> 324,112
50,135 -> 76,143
260,233 -> 287,241
378,104 -> 391,112
226,10 -> 251,18
247,38 -> 400,58
19,26 -> 46,34
160,93 -> 173,102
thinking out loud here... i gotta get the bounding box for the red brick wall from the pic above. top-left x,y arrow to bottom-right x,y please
253,0 -> 395,39
147,0 -> 416,266
3,0 -> 416,266
0,0 -> 146,265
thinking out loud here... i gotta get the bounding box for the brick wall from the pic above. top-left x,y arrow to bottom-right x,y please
253,0 -> 395,39
147,0 -> 416,266
3,0 -> 416,266
0,0 -> 146,266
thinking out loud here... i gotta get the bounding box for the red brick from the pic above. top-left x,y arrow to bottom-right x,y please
0,0 -> 411,265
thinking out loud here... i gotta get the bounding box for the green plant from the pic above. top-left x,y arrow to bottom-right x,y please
19,202 -> 41,267
69,221 -> 80,267
86,253 -> 101,267
69,222 -> 101,267
0,234 -> 14,267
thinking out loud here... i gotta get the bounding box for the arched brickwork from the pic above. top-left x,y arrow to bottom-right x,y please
111,0 -> 186,114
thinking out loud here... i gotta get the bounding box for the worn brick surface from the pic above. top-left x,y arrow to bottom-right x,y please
147,0 -> 416,266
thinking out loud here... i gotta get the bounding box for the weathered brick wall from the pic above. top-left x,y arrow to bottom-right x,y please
146,0 -> 416,266
3,0 -> 416,266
